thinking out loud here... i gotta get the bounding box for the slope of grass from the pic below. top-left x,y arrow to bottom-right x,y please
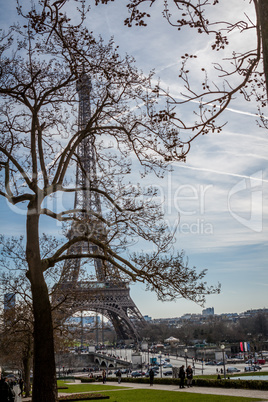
58,381 -> 127,393
67,389 -> 265,402
57,382 -> 266,402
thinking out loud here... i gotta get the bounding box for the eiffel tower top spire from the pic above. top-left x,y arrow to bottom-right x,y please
75,72 -> 97,220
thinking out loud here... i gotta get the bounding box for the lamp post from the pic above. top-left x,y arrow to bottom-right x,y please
184,348 -> 188,368
159,351 -> 162,378
221,344 -> 226,379
80,310 -> 84,351
144,337 -> 150,367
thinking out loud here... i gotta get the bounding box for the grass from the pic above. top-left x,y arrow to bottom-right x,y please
57,381 -> 266,402
58,381 -> 128,392
61,389 -> 265,402
101,389 -> 265,402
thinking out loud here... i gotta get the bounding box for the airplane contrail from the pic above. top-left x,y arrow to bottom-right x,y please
155,65 -> 268,120
173,162 -> 268,183
165,88 -> 268,120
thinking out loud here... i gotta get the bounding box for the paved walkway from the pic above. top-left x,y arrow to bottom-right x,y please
22,380 -> 268,400
103,381 -> 268,399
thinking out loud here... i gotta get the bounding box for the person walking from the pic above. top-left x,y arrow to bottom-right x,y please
18,378 -> 24,397
179,365 -> 185,389
186,365 -> 193,387
102,369 -> 107,384
117,369 -> 122,384
149,368 -> 154,386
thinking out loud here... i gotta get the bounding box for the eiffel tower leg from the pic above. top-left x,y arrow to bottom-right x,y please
108,312 -> 130,341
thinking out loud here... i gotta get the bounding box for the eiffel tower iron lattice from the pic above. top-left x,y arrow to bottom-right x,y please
54,73 -> 145,341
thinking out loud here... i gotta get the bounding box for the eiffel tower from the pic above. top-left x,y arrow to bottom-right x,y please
54,72 -> 145,341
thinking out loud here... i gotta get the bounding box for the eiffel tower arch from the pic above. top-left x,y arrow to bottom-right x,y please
53,72 -> 145,341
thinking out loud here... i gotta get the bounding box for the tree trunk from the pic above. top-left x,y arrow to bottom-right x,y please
31,275 -> 58,401
258,0 -> 268,99
26,205 -> 58,402
22,343 -> 32,397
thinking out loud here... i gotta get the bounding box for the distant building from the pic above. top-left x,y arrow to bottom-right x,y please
4,293 -> 15,311
241,308 -> 268,317
67,315 -> 100,325
143,315 -> 152,322
141,306 -> 267,327
202,307 -> 214,316
4,293 -> 16,322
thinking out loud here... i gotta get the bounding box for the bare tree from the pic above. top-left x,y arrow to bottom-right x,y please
0,1 -> 220,401
0,268 -> 33,397
0,235 -> 84,396
96,0 -> 268,153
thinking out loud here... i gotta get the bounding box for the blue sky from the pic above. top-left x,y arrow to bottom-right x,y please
0,0 -> 267,318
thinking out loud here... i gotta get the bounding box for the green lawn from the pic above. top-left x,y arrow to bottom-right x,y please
58,381 -> 127,392
57,381 -> 265,402
101,389 -> 265,402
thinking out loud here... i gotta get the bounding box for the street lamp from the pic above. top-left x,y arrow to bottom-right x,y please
184,348 -> 188,368
159,351 -> 162,378
221,344 -> 226,379
143,338 -> 150,367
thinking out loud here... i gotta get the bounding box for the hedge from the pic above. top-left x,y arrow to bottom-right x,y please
77,376 -> 268,390
195,378 -> 268,390
59,393 -> 109,401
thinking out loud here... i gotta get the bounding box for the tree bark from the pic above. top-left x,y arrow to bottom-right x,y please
258,0 -> 268,99
22,340 -> 32,398
26,204 -> 58,402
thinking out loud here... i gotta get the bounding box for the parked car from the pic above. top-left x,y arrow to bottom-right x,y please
145,370 -> 158,377
131,371 -> 142,377
6,374 -> 18,382
244,366 -> 259,372
205,361 -> 216,366
121,369 -> 130,374
217,361 -> 224,366
227,367 -> 241,373
163,363 -> 173,368
163,370 -> 173,376
253,365 -> 262,371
